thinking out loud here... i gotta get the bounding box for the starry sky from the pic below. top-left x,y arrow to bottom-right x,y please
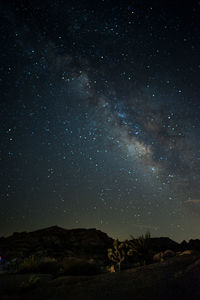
1,0 -> 200,241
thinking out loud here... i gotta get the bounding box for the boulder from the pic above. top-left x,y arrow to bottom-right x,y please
179,250 -> 195,256
163,249 -> 176,259
153,252 -> 164,262
153,249 -> 176,262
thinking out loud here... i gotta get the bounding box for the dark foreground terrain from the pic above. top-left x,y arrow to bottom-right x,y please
1,227 -> 200,299
1,252 -> 200,300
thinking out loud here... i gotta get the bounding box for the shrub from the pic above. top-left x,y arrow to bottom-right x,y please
128,232 -> 153,265
60,257 -> 100,276
18,256 -> 60,274
20,274 -> 40,290
38,261 -> 59,274
18,256 -> 40,273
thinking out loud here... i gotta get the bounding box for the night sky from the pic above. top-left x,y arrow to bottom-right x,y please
1,0 -> 200,241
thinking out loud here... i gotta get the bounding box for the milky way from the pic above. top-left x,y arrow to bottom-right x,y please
1,1 -> 200,241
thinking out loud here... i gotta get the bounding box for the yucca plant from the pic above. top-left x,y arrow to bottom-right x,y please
107,239 -> 128,271
128,232 -> 152,265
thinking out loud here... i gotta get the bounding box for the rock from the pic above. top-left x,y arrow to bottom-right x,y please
163,249 -> 176,259
153,252 -> 164,262
110,265 -> 115,272
153,249 -> 176,262
179,250 -> 195,256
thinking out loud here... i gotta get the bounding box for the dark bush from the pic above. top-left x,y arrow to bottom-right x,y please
38,261 -> 59,274
60,258 -> 100,276
18,256 -> 40,273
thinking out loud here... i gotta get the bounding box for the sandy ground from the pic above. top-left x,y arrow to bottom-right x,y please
1,253 -> 200,300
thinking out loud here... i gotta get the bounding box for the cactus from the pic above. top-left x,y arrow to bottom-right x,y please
107,239 -> 127,271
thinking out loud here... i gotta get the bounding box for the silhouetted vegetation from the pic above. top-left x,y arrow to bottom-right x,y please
107,239 -> 128,271
128,232 -> 153,265
107,232 -> 153,271
18,255 -> 40,273
19,274 -> 40,290
60,257 -> 101,276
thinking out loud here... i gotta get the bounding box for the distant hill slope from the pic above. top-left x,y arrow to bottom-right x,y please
0,226 -> 113,262
148,237 -> 181,252
1,226 -> 200,262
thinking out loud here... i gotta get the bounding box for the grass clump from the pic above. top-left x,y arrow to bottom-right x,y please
18,256 -> 59,275
20,274 -> 40,290
18,255 -> 40,273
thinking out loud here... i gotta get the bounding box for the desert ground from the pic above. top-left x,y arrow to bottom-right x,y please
1,252 -> 200,300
